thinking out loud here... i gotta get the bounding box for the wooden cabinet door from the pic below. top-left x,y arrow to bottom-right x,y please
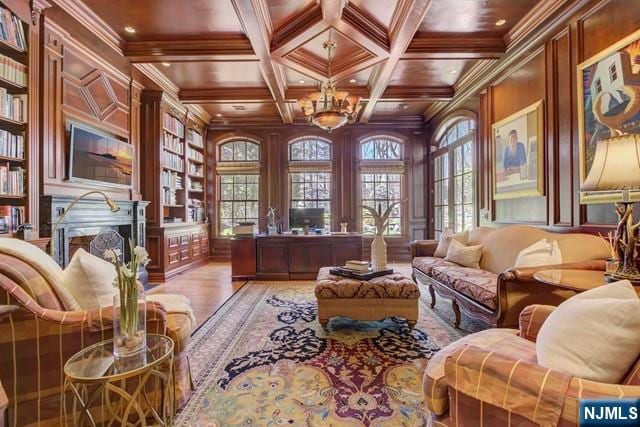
289,242 -> 332,273
257,241 -> 288,273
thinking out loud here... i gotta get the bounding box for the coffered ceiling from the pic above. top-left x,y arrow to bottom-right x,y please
78,0 -> 545,125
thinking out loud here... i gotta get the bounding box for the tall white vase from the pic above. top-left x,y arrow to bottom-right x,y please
371,234 -> 387,271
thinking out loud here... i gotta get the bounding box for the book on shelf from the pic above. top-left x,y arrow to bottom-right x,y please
0,88 -> 26,122
163,131 -> 183,154
188,147 -> 204,163
0,54 -> 26,86
188,163 -> 203,176
187,206 -> 205,223
163,112 -> 184,138
162,170 -> 182,188
0,163 -> 23,195
0,7 -> 26,53
187,129 -> 203,148
0,129 -> 23,158
162,151 -> 183,171
0,204 -> 23,233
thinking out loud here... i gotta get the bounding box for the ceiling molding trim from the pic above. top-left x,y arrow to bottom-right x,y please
270,2 -> 324,54
359,0 -> 432,123
342,2 -> 390,51
124,36 -> 256,62
405,35 -> 505,59
426,0 -> 590,124
49,0 -> 124,55
187,104 -> 212,125
132,63 -> 180,98
504,0 -> 572,48
253,0 -> 274,39
180,87 -> 274,103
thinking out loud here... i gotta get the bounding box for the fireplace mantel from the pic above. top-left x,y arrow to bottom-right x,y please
40,195 -> 149,267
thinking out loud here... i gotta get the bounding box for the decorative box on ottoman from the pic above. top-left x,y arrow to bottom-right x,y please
315,267 -> 420,329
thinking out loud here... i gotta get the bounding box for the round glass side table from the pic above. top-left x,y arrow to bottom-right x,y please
63,334 -> 174,427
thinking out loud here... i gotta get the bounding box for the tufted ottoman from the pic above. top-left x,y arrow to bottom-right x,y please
315,267 -> 420,330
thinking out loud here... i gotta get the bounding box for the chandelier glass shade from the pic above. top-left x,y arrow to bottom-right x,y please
297,40 -> 362,132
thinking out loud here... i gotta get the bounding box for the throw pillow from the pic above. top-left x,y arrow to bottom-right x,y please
514,238 -> 563,268
444,239 -> 483,268
434,228 -> 469,258
536,280 -> 640,383
62,248 -> 118,310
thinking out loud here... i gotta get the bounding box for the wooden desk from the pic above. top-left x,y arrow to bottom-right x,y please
231,237 -> 257,280
256,234 -> 363,280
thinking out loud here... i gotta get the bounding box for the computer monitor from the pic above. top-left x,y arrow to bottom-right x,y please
289,208 -> 325,229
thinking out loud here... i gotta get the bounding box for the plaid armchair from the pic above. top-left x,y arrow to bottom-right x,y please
0,250 -> 194,427
424,305 -> 640,426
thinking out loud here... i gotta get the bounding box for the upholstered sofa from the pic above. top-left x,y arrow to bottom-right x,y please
423,304 -> 640,426
411,225 -> 609,328
0,243 -> 194,426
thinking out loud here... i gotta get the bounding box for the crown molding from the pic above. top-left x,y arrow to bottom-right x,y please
187,104 -> 212,125
342,2 -> 390,51
133,63 -> 180,98
124,36 -> 256,62
49,0 -> 124,54
504,0 -> 572,48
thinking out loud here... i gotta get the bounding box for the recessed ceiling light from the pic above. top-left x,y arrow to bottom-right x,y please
349,78 -> 357,83
495,19 -> 506,26
124,26 -> 136,34
298,79 -> 306,84
161,62 -> 171,67
216,113 -> 222,117
449,69 -> 457,74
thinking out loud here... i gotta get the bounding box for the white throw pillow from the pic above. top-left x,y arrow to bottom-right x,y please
536,280 -> 640,383
434,228 -> 468,258
444,239 -> 483,268
514,238 -> 563,268
62,248 -> 118,310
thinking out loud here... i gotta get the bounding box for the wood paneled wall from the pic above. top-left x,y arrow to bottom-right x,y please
435,0 -> 640,233
207,124 -> 429,261
41,16 -> 139,201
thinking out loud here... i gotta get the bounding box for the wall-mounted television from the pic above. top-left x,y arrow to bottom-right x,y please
68,123 -> 133,188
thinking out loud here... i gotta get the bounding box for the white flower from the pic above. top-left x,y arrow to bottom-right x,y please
133,246 -> 150,265
103,249 -> 121,263
121,267 -> 134,279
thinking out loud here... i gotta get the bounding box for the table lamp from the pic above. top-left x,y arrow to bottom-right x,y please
581,133 -> 640,282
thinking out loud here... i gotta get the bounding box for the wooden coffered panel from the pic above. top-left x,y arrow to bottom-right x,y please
159,61 -> 267,89
389,59 -> 477,87
203,103 -> 281,120
267,0 -> 317,33
373,101 -> 433,117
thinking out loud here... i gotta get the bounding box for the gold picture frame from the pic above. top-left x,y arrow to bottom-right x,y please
492,100 -> 544,200
577,28 -> 640,204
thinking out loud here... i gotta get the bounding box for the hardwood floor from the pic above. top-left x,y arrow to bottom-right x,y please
150,261 -> 413,329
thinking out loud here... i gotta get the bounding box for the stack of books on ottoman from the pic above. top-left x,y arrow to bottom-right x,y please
330,260 -> 393,280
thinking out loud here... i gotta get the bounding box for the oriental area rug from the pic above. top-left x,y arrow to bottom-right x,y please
176,281 -> 471,427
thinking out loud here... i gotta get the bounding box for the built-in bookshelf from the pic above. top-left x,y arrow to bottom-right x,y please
161,111 -> 187,222
186,125 -> 205,223
0,2 -> 28,236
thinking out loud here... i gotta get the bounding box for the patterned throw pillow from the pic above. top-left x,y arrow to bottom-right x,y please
444,239 -> 483,269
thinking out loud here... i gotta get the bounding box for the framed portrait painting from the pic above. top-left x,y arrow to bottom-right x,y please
578,29 -> 640,203
492,100 -> 544,200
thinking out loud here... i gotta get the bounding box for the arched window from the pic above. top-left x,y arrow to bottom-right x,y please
359,136 -> 404,236
289,137 -> 332,230
217,138 -> 261,236
434,118 -> 475,238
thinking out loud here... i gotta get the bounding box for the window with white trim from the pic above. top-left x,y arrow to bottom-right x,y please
360,137 -> 404,236
434,118 -> 475,238
217,139 -> 260,236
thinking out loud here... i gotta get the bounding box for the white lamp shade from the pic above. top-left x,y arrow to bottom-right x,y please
582,134 -> 640,192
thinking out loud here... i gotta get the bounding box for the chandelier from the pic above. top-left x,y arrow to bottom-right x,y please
297,39 -> 362,132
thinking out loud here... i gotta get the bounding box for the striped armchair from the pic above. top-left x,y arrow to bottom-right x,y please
0,247 -> 194,427
424,305 -> 640,426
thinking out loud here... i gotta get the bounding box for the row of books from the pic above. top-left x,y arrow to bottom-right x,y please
163,151 -> 183,172
0,129 -> 23,159
188,180 -> 203,191
187,206 -> 205,223
161,170 -> 183,189
187,129 -> 203,148
163,132 -> 183,154
0,7 -> 26,52
0,164 -> 23,195
0,53 -> 26,86
0,89 -> 26,122
0,205 -> 23,233
162,188 -> 179,206
189,163 -> 203,177
163,113 -> 184,138
188,148 -> 203,163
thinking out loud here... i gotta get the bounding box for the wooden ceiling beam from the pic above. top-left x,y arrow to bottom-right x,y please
359,0 -> 432,123
404,35 -> 505,59
124,37 -> 256,62
383,86 -> 454,101
270,3 -> 325,57
180,87 -> 274,103
231,0 -> 294,124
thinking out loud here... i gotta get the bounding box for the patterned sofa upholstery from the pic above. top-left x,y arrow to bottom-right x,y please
423,305 -> 640,426
0,249 -> 194,426
411,225 -> 609,328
